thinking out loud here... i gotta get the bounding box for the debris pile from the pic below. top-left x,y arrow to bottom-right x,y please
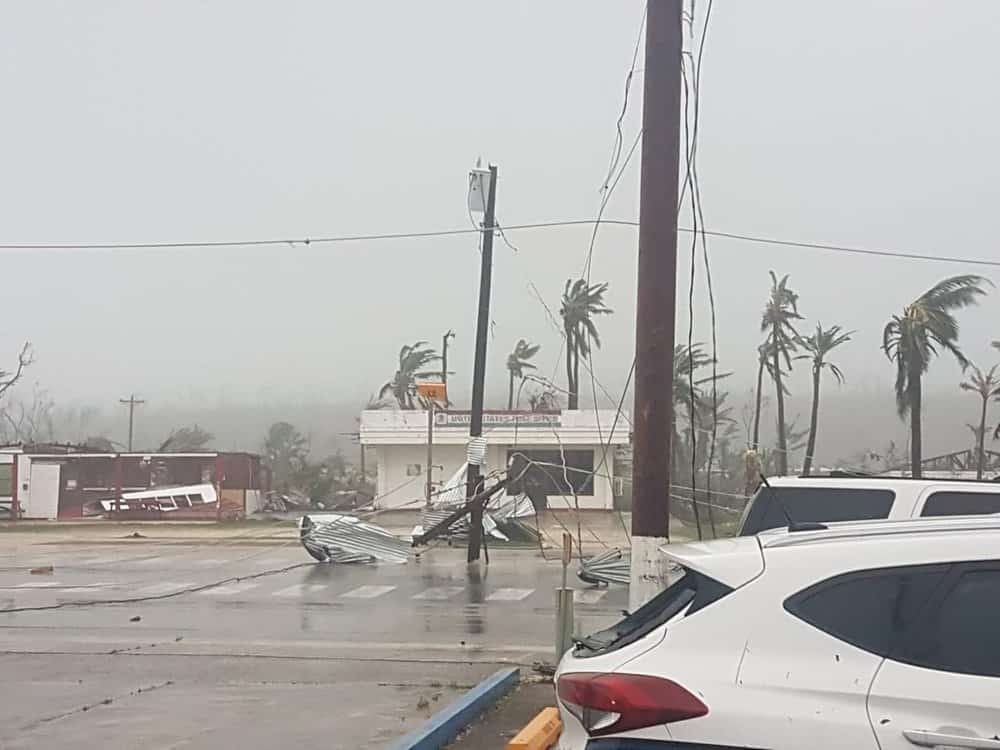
412,466 -> 539,544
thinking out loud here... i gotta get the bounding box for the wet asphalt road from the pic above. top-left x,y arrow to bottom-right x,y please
0,539 -> 625,749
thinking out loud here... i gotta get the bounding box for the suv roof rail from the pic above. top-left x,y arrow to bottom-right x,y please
762,515 -> 1000,548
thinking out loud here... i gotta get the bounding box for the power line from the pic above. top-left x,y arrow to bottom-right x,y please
0,220 -> 997,269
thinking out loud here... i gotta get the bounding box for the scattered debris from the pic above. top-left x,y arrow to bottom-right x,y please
299,513 -> 410,564
129,615 -> 141,623
532,661 -> 557,677
84,483 -> 218,517
412,466 -> 539,545
126,531 -> 145,539
416,695 -> 430,710
577,547 -> 630,586
29,565 -> 54,575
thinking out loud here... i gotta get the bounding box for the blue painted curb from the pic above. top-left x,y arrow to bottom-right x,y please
387,667 -> 521,750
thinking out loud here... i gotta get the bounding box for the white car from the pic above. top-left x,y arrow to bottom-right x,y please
556,516 -> 1000,749
737,475 -> 1000,534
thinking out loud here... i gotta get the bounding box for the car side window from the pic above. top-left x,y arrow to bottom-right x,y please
742,488 -> 895,535
784,565 -> 948,656
920,491 -> 1000,517
896,567 -> 1000,678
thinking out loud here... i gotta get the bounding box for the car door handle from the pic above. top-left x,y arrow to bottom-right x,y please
904,729 -> 1000,749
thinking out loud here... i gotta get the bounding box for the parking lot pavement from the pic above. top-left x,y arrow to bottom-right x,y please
0,540 -> 620,749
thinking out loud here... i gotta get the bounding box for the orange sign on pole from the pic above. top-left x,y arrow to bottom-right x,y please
415,382 -> 447,402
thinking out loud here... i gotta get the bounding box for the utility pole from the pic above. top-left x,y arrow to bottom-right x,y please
630,0 -> 684,610
441,330 -> 455,404
425,401 -> 435,506
119,394 -> 145,452
466,164 -> 498,563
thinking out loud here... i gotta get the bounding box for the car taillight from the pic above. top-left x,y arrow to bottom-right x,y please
557,672 -> 708,737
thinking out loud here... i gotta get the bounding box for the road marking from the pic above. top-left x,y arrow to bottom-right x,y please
574,589 -> 608,605
134,557 -> 164,566
195,559 -> 226,567
135,582 -> 195,595
340,585 -> 396,599
272,584 -> 328,597
61,582 -> 112,593
413,586 -> 464,601
486,587 -> 535,602
255,558 -> 293,567
198,582 -> 260,596
14,581 -> 63,589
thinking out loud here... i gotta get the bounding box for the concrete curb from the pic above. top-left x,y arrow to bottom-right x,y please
388,667 -> 520,750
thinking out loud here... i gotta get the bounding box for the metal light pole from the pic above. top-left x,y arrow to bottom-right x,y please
630,0 -> 684,610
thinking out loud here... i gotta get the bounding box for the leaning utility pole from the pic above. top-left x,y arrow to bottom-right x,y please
466,164 -> 498,563
630,0 -> 684,610
119,394 -> 145,452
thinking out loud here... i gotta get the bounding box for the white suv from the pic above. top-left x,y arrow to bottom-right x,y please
557,516 -> 1000,749
738,475 -> 1000,534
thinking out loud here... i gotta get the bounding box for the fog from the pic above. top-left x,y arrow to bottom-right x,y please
0,1 -> 998,463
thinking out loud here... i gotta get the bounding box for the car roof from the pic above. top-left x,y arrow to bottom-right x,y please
766,474 -> 1000,489
759,515 -> 1000,549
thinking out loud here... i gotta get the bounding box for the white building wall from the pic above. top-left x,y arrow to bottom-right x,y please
375,444 -> 467,509
361,410 -> 627,511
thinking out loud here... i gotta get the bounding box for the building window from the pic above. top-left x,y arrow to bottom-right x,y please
507,449 -> 595,498
0,465 -> 12,496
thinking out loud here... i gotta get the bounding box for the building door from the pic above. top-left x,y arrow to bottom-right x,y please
28,463 -> 61,519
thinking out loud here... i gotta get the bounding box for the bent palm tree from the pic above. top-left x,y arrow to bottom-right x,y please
506,339 -> 540,409
883,275 -> 989,478
959,363 -> 1000,480
799,324 -> 853,476
379,341 -> 441,409
760,272 -> 803,475
559,279 -> 612,410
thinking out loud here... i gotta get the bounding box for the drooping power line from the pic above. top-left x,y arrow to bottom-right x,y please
0,221 -> 997,269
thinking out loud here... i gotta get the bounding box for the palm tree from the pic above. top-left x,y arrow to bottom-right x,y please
760,272 -> 803,475
959,363 -> 1000,480
750,341 -> 785,451
378,341 -> 441,409
799,324 -> 853,476
506,339 -> 540,409
883,275 -> 989,478
559,279 -> 612,410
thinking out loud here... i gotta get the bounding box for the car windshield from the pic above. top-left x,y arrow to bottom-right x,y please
740,486 -> 896,535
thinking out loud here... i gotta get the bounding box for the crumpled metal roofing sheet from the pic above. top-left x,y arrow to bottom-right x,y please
299,513 -> 410,564
577,547 -> 630,586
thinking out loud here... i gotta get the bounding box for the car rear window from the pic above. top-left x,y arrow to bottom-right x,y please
784,564 -> 948,656
920,491 -> 1000,517
574,568 -> 732,658
740,487 -> 895,534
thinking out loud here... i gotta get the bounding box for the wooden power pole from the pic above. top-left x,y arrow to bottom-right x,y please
119,394 -> 145,452
466,165 -> 498,563
630,0 -> 684,610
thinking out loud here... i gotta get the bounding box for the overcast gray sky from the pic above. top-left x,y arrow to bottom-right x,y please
1,0 -> 998,421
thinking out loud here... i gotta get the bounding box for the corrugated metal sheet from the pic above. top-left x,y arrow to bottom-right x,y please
299,513 -> 410,564
578,547 -> 630,586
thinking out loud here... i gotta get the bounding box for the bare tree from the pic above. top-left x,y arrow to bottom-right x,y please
0,383 -> 54,444
0,343 -> 33,403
